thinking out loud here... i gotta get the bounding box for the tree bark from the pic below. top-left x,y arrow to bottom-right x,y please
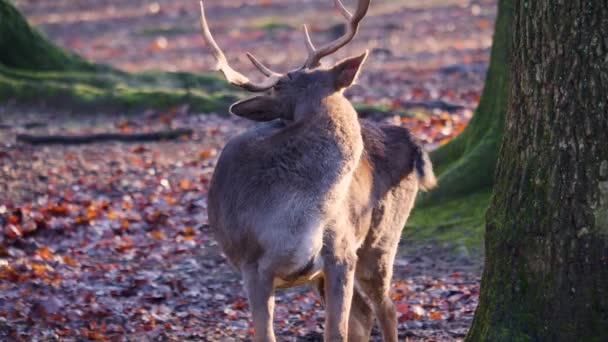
467,1 -> 608,341
420,0 -> 512,205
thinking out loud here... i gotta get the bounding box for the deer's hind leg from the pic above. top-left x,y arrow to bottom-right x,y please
313,277 -> 374,342
348,283 -> 374,341
356,249 -> 399,342
322,250 -> 357,341
242,264 -> 276,342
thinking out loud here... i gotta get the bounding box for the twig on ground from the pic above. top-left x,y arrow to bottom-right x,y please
16,128 -> 193,145
0,122 -> 48,129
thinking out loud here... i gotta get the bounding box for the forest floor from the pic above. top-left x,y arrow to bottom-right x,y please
1,0 -> 496,340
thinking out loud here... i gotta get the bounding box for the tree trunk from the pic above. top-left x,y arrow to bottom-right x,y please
467,1 -> 608,340
0,0 -> 237,113
419,0 -> 512,205
0,0 -> 97,72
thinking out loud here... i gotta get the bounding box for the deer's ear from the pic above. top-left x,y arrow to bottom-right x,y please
330,50 -> 369,90
229,96 -> 282,121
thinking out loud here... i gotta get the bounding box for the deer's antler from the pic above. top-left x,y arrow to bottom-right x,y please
199,1 -> 280,92
303,0 -> 371,68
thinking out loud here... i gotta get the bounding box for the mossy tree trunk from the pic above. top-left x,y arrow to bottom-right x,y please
466,1 -> 608,340
419,0 -> 512,205
0,0 -> 98,72
0,0 -> 237,112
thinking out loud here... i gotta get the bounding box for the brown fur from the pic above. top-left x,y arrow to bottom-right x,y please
200,2 -> 436,340
208,109 -> 435,342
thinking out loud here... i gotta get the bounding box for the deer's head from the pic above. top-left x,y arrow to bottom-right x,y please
199,0 -> 370,122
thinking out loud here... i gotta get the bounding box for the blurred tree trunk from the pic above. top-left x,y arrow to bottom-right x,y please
0,0 -> 98,71
466,1 -> 608,340
0,0 -> 236,112
419,0 -> 512,205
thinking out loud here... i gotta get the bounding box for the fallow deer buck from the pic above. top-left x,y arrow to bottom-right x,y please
200,0 -> 436,341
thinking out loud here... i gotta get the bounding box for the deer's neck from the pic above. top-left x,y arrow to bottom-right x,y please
291,95 -> 364,206
300,94 -> 363,165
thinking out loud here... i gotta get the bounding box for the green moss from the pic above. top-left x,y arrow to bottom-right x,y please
0,0 -> 241,113
251,17 -> 294,32
421,0 -> 512,205
0,0 -> 101,72
0,68 -> 239,112
419,130 -> 500,205
137,25 -> 195,37
404,190 -> 491,254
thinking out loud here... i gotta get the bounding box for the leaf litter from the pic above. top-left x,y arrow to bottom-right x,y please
1,108 -> 480,341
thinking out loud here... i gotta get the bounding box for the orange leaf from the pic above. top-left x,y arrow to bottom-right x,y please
48,204 -> 69,216
85,329 -> 107,341
165,196 -> 177,206
31,263 -> 47,276
396,303 -> 409,314
86,207 -> 98,220
36,246 -> 54,261
115,243 -> 134,252
477,18 -> 492,29
390,292 -> 404,301
149,230 -> 165,239
179,178 -> 190,190
120,219 -> 130,230
8,215 -> 20,224
150,37 -> 168,51
429,311 -> 442,320
199,149 -> 213,159
62,255 -> 78,267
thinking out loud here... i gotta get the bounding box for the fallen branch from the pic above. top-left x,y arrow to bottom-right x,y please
16,128 -> 193,145
0,121 -> 47,129
402,100 -> 465,112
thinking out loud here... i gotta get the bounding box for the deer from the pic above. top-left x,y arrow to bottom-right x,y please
200,0 -> 436,341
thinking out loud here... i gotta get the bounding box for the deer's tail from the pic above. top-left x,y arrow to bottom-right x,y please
413,144 -> 437,192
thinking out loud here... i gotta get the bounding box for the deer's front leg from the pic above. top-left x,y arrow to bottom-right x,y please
322,233 -> 357,342
242,264 -> 276,342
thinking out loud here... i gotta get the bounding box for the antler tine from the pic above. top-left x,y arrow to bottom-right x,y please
303,0 -> 371,68
199,1 -> 280,92
302,25 -> 316,53
246,52 -> 281,78
334,0 -> 353,20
